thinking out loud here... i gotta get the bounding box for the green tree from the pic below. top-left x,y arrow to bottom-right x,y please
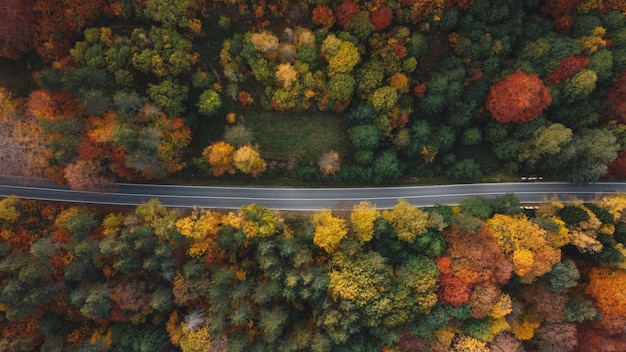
147,80 -> 189,117
564,128 -> 619,183
197,89 -> 222,116
564,69 -> 598,102
144,0 -> 191,28
519,123 -> 573,168
326,73 -> 355,101
540,259 -> 580,293
371,86 -> 398,112
349,125 -> 380,151
77,284 -> 111,320
345,11 -> 374,41
372,151 -> 401,183
356,62 -> 384,99
460,196 -> 493,220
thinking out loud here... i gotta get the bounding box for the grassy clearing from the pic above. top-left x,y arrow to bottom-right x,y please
241,107 -> 350,164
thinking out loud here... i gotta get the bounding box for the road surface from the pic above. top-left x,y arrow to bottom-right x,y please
1,177 -> 626,210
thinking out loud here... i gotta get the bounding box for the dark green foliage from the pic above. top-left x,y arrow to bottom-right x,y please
490,193 -> 522,216
564,296 -> 601,323
558,205 -> 590,227
445,158 -> 483,179
411,230 -> 447,258
541,260 -> 580,293
572,14 -> 603,38
463,318 -> 493,342
427,204 -> 455,226
111,323 -> 171,352
410,304 -> 453,339
460,196 -> 493,220
584,203 -> 615,224
533,216 -> 563,233
371,151 -> 401,184
590,234 -> 623,264
345,102 -> 376,126
349,125 -> 380,151
614,222 -> 626,245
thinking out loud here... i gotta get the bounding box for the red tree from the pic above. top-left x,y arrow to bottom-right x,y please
437,273 -> 471,307
446,0 -> 475,10
486,71 -> 552,124
547,55 -> 590,84
606,150 -> 626,179
0,0 -> 36,59
576,316 -> 626,352
442,227 -> 513,288
64,159 -> 113,192
540,0 -> 581,19
312,5 -> 335,29
335,0 -> 360,28
606,69 -> 626,122
33,0 -> 105,62
369,7 -> 393,32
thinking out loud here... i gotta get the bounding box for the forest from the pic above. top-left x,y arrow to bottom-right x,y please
2,0 -> 626,351
1,0 -> 626,187
2,193 -> 626,351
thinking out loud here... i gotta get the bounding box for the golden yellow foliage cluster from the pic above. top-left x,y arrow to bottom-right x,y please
312,209 -> 347,253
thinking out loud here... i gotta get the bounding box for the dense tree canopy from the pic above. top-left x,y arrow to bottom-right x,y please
0,194 -> 625,350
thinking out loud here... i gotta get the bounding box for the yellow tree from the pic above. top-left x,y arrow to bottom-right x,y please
202,141 -> 236,177
452,334 -> 490,352
233,145 -> 267,177
350,201 -> 379,242
0,196 -> 21,223
567,206 -> 603,253
327,41 -> 360,74
382,199 -> 429,242
312,209 -> 347,253
275,63 -> 298,89
250,31 -> 279,59
486,214 -> 561,283
175,209 -> 221,257
599,192 -> 626,220
239,203 -> 277,238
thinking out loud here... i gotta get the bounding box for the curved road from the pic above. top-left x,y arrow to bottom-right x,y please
1,177 -> 626,210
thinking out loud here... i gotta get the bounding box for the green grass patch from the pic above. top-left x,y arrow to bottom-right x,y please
242,108 -> 350,164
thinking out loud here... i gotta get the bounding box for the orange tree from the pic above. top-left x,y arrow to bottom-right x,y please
486,71 -> 552,124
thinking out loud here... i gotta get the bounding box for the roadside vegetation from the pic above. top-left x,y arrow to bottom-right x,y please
2,193 -> 626,351
1,0 -> 626,189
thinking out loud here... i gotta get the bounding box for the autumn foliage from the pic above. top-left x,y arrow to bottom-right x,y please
369,7 -> 394,32
607,69 -> 626,122
64,159 -> 113,191
335,0 -> 360,28
606,150 -> 626,178
1,194 -> 626,350
486,71 -> 552,124
546,55 -> 590,84
312,5 -> 335,29
0,0 -> 36,59
203,141 -> 236,177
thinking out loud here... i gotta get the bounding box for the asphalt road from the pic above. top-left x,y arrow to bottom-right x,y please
1,177 -> 626,210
